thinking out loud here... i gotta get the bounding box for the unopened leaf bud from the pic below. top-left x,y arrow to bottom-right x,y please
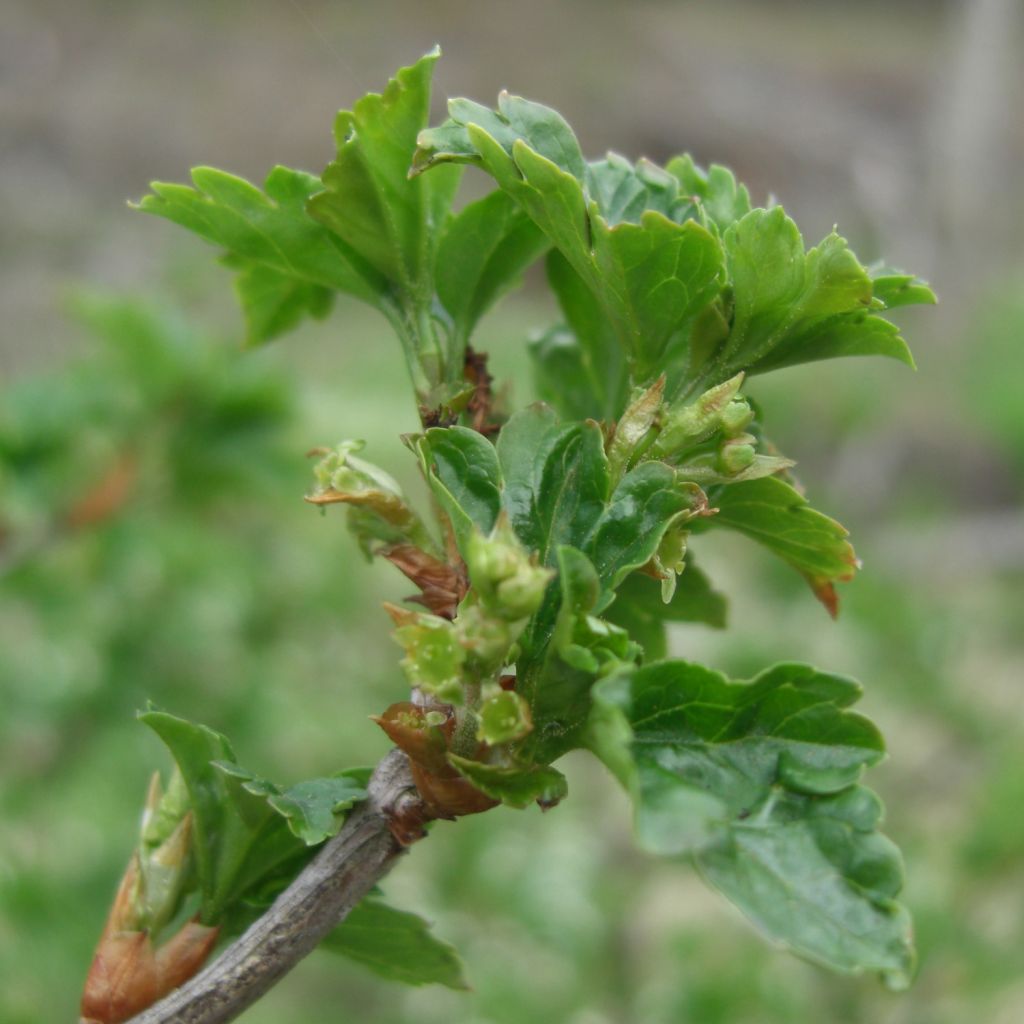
652,373 -> 745,458
720,398 -> 754,436
719,438 -> 756,475
140,813 -> 193,935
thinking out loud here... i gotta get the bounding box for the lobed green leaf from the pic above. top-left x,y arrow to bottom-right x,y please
307,48 -> 461,295
589,660 -> 913,986
212,762 -> 369,845
320,898 -> 469,990
700,476 -> 858,613
136,165 -> 383,321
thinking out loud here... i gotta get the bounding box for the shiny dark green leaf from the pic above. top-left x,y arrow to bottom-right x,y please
587,462 -> 704,590
496,407 -> 608,566
417,426 -> 502,551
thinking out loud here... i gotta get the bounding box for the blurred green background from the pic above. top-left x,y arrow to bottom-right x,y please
2,1 -> 1022,1022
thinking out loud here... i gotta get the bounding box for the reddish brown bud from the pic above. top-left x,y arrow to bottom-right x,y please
381,544 -> 467,619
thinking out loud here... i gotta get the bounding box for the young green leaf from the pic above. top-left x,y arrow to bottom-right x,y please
136,165 -> 383,316
712,207 -> 925,381
665,154 -> 752,233
307,440 -> 438,558
699,476 -> 858,614
307,49 -> 460,296
414,94 -> 725,384
435,189 -> 549,343
496,405 -> 705,588
586,153 -> 697,227
868,264 -> 938,310
139,710 -> 307,923
319,898 -> 469,990
589,660 -> 913,987
448,755 -> 568,809
495,404 -> 601,562
211,763 -> 370,846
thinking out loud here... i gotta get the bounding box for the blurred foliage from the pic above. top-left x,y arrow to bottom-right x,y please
1,287 -> 1022,1023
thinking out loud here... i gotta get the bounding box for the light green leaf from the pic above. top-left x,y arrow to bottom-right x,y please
589,660 -> 913,986
307,439 -> 437,558
666,154 -> 752,233
226,257 -> 334,346
321,898 -> 469,990
448,754 -> 568,809
539,250 -> 628,420
585,152 -> 697,227
588,207 -> 724,382
307,49 -> 461,293
415,91 -> 585,179
868,265 -> 937,310
702,476 -> 858,612
211,762 -> 369,845
717,207 -> 916,380
435,189 -> 548,341
137,164 -> 383,309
